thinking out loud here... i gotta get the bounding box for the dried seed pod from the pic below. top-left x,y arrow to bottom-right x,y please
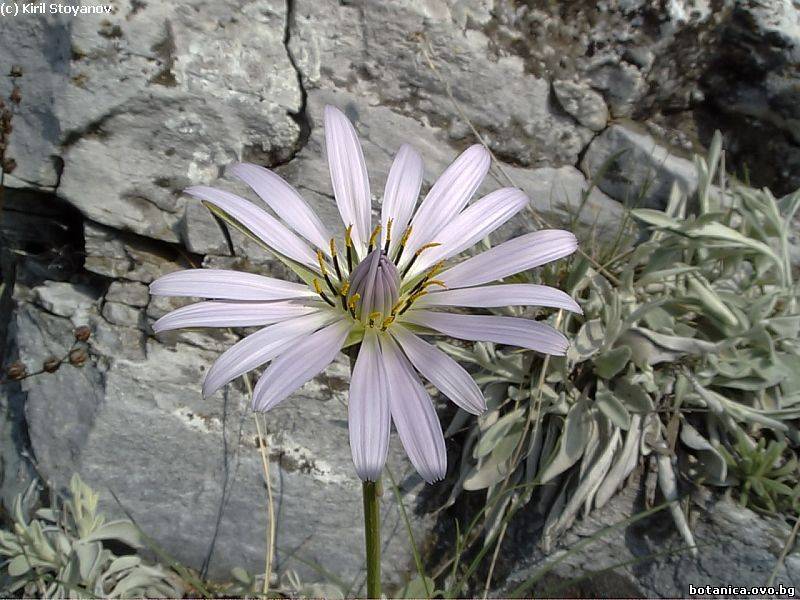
43,357 -> 61,373
2,157 -> 16,174
6,361 -> 26,381
74,325 -> 91,342
68,348 -> 88,367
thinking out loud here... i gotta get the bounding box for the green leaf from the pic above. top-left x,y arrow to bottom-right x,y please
539,401 -> 592,483
614,378 -> 653,413
631,209 -> 681,230
594,346 -> 632,379
83,520 -> 143,548
595,387 -> 631,429
474,409 -> 524,459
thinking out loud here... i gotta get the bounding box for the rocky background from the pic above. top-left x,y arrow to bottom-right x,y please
1,0 -> 799,594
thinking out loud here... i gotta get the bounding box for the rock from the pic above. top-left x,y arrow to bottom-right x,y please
553,80 -> 609,132
498,480 -> 800,598
180,201 -> 230,256
101,301 -> 142,328
581,123 -> 698,209
288,0 -> 593,168
31,281 -> 98,325
105,281 -> 149,308
587,59 -> 648,119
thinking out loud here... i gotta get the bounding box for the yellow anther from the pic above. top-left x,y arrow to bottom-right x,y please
421,279 -> 447,290
367,311 -> 382,327
368,224 -> 382,249
313,279 -> 323,295
345,225 -> 353,248
381,315 -> 395,330
410,290 -> 428,301
390,298 -> 406,315
340,281 -> 350,296
385,218 -> 393,243
329,237 -> 337,257
428,260 -> 446,277
399,226 -> 413,247
316,249 -> 328,275
348,293 -> 361,312
414,242 -> 441,257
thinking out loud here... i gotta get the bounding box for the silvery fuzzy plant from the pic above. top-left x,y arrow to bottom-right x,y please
0,475 -> 183,598
442,132 -> 800,565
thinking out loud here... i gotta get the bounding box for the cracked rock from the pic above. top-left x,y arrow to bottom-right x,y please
553,80 -> 609,132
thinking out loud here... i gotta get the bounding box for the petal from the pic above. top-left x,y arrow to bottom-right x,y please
400,310 -> 569,356
403,145 -> 490,258
415,284 -> 583,314
252,317 -> 351,411
203,310 -> 339,398
379,334 -> 447,483
150,269 -> 316,301
228,163 -> 332,254
349,330 -> 391,481
405,188 -> 529,279
185,186 -> 318,269
391,326 -> 485,415
438,230 -> 578,289
324,106 -> 371,252
381,144 -> 423,255
152,300 -> 319,333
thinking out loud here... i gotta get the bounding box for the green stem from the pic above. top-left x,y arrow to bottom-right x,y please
362,480 -> 381,599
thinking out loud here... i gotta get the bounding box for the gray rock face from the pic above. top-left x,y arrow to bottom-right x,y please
581,123 -> 698,209
499,480 -> 800,598
553,80 -> 610,132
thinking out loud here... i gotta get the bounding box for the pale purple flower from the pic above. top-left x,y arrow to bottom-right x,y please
150,106 -> 581,484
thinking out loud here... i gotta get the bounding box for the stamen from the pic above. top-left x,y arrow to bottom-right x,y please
313,278 -> 335,307
345,225 -> 354,271
381,315 -> 395,330
317,249 -> 339,296
400,242 -> 441,279
398,290 -> 427,315
367,224 -> 382,253
421,279 -> 447,290
330,238 -> 343,280
367,311 -> 382,327
339,281 -> 350,310
394,225 -> 413,263
383,218 -> 393,254
348,293 -> 361,318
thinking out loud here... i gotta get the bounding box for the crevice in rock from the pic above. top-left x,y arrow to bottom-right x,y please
278,0 -> 311,167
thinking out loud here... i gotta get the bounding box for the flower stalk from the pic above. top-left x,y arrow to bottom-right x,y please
362,480 -> 381,599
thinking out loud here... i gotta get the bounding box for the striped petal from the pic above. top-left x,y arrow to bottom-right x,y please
349,330 -> 391,481
406,187 -> 528,278
415,284 -> 583,314
203,310 -> 338,398
391,326 -> 485,415
381,144 -> 423,255
403,145 -> 490,259
438,230 -> 578,289
150,269 -> 315,301
379,334 -> 447,484
152,301 -> 319,333
185,186 -> 318,269
252,318 -> 351,411
324,106 -> 371,252
229,163 -> 332,254
401,310 -> 569,356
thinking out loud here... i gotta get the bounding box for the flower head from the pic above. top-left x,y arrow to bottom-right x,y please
150,106 -> 580,483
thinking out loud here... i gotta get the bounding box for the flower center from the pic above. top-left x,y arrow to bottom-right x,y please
310,221 -> 447,330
